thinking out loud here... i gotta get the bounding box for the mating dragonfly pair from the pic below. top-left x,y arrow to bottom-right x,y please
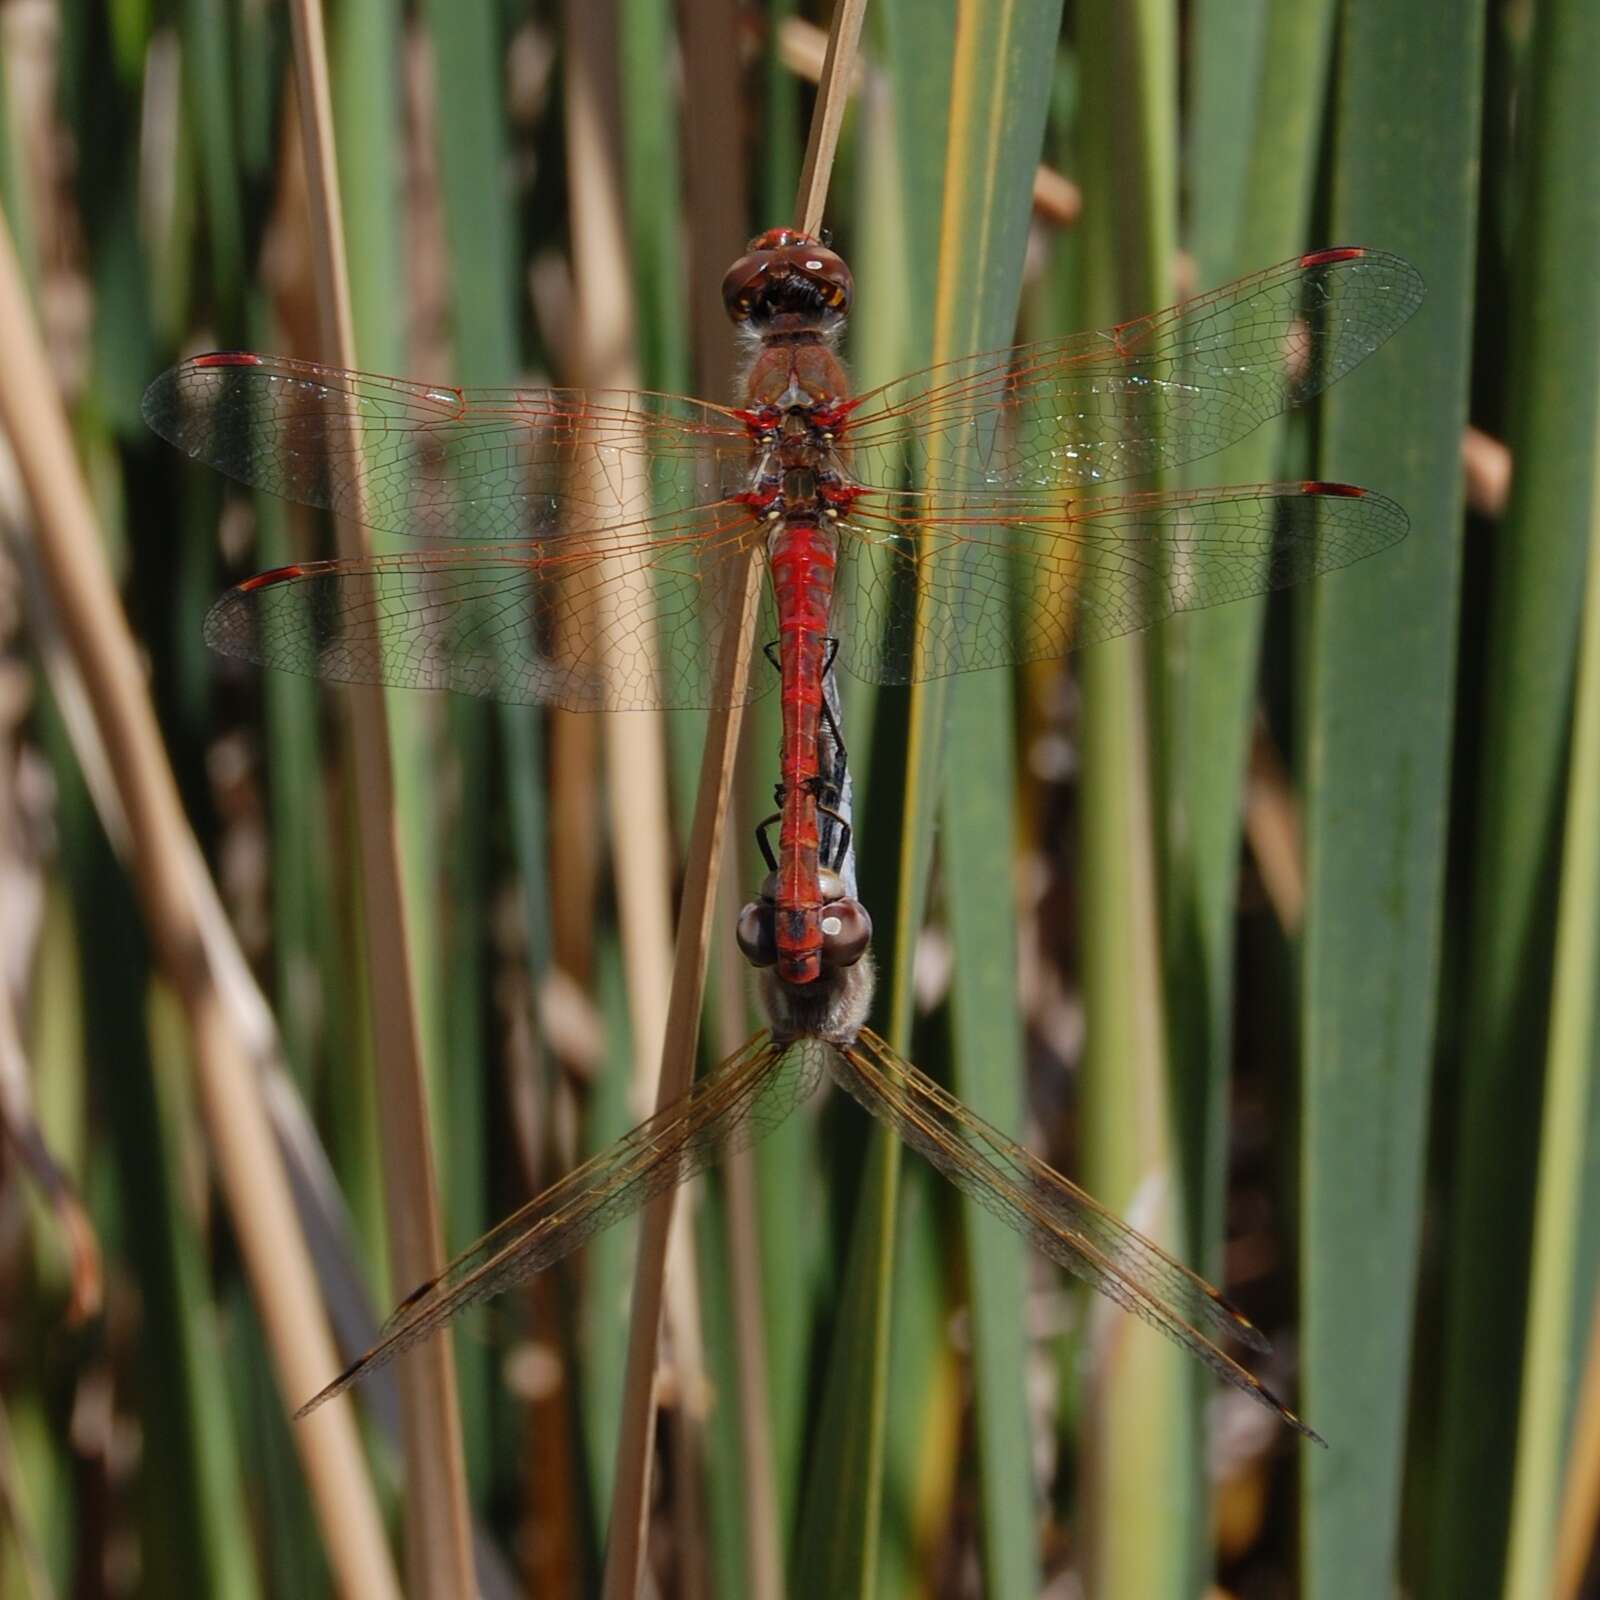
145,227 -> 1425,1440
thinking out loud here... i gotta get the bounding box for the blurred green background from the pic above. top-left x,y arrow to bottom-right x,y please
1,1 -> 1597,1596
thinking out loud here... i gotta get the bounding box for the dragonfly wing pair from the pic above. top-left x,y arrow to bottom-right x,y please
146,249 -> 1423,712
299,1026 -> 1315,1442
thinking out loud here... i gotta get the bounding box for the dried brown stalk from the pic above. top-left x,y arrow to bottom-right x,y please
0,207 -> 401,1600
284,0 -> 472,1593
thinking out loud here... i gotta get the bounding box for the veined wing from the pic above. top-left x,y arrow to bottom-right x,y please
830,1027 -> 1323,1443
297,1033 -> 824,1417
142,353 -> 752,541
202,502 -> 775,712
841,249 -> 1424,495
831,481 -> 1406,686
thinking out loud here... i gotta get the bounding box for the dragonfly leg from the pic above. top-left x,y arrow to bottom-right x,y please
818,804 -> 852,870
755,812 -> 781,873
817,644 -> 848,806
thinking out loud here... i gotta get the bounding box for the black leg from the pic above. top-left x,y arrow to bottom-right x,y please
755,813 -> 780,874
818,685 -> 849,805
818,804 -> 852,871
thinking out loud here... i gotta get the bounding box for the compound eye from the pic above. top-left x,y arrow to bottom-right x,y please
721,251 -> 773,321
736,900 -> 778,967
819,898 -> 871,968
795,246 -> 852,315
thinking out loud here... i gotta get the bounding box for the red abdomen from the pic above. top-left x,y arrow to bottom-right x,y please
768,521 -> 839,984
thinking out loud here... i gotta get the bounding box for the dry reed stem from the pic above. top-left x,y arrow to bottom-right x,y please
600,543 -> 764,1598
284,2 -> 472,1594
781,9 -> 1082,227
565,2 -> 711,1590
562,0 -> 677,1170
713,833 -> 786,1600
0,208 -> 401,1600
598,0 -> 748,1591
794,0 -> 869,236
599,5 -> 869,1592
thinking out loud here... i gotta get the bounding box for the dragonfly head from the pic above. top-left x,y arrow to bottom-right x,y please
723,230 -> 852,335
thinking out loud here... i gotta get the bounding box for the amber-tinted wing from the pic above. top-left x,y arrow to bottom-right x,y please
142,354 -> 751,540
297,1033 -> 824,1417
146,354 -> 774,711
829,481 -> 1406,686
830,1027 -> 1323,1442
201,503 -> 774,712
841,248 -> 1424,494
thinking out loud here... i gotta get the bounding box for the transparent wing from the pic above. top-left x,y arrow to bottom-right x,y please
841,248 -> 1424,493
830,1027 -> 1323,1442
297,1033 -> 824,1417
831,481 -> 1406,685
202,503 -> 775,712
142,352 -> 751,540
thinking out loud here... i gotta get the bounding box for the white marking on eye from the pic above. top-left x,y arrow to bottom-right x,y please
822,915 -> 842,935
805,259 -> 824,270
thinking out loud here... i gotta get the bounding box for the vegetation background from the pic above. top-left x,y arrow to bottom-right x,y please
0,0 -> 1596,1596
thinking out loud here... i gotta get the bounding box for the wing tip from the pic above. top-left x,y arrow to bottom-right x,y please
293,1367 -> 356,1420
1279,1400 -> 1329,1449
1240,1366 -> 1326,1446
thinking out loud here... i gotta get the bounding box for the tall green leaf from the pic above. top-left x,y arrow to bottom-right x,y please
1070,6 -> 1197,1595
1428,0 -> 1600,1593
1300,4 -> 1481,1595
794,2 -> 1061,1593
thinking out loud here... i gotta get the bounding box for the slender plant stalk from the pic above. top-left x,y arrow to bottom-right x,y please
1501,298 -> 1600,1600
1427,0 -> 1598,1592
1074,5 -> 1189,1593
0,207 -> 401,1600
283,0 -> 473,1591
566,4 -> 712,1591
601,10 -> 867,1593
932,0 -> 1065,1589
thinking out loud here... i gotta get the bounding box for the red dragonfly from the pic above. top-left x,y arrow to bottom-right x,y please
284,688 -> 1325,1440
146,232 -> 1422,1436
146,233 -> 1421,991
